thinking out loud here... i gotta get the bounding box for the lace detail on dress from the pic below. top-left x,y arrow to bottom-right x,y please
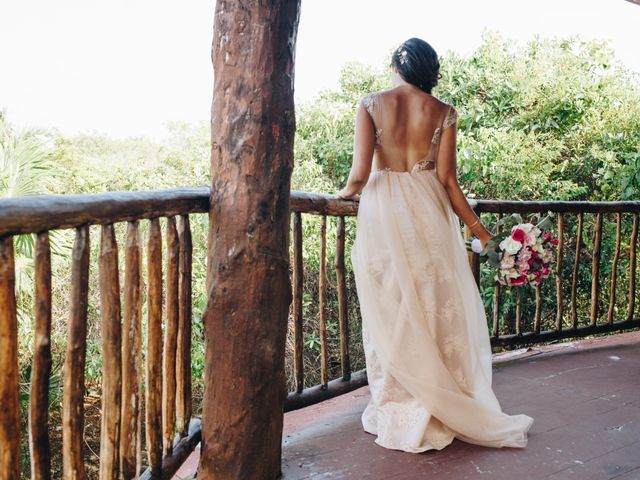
375,127 -> 382,145
362,92 -> 379,116
443,106 -> 458,130
431,106 -> 457,145
363,93 -> 382,146
411,160 -> 436,173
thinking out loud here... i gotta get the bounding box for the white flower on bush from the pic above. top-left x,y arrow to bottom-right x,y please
499,236 -> 522,255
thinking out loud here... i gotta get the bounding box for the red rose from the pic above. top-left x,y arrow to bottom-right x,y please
552,239 -> 559,245
535,276 -> 542,284
531,251 -> 538,258
511,275 -> 526,286
528,258 -> 534,265
541,267 -> 550,275
511,228 -> 527,243
543,232 -> 552,242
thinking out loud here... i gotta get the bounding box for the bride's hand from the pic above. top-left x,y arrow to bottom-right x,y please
337,188 -> 360,201
478,232 -> 494,250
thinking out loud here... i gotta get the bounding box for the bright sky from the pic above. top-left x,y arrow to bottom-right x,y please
1,0 -> 639,138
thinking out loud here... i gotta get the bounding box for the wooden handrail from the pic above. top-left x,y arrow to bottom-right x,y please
2,188 -> 639,236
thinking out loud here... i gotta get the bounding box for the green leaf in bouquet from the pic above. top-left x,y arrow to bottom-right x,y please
536,213 -> 554,232
486,249 -> 500,263
491,231 -> 511,245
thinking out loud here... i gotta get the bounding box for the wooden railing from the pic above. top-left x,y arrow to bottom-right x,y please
0,188 -> 639,478
0,189 -> 207,479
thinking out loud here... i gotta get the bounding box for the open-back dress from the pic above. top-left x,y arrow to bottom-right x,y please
351,91 -> 534,453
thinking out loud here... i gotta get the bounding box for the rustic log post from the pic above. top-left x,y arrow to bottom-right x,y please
590,213 -> 603,326
99,224 -> 122,480
146,218 -> 163,476
335,216 -> 351,380
29,233 -> 52,480
200,0 -> 301,477
555,213 -> 564,331
491,214 -> 503,337
463,219 -> 481,286
292,212 -> 304,393
571,213 -> 583,329
534,284 -> 542,333
163,217 -> 179,455
176,215 -> 193,438
607,213 -> 621,324
319,215 -> 329,388
121,221 -> 143,478
63,226 -> 90,480
0,236 -> 19,480
628,214 -> 638,321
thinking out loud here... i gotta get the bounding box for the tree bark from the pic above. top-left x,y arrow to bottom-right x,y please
200,0 -> 301,478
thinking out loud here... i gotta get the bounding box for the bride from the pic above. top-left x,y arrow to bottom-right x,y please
336,37 -> 534,452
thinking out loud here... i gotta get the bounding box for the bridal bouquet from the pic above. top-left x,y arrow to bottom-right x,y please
466,213 -> 557,287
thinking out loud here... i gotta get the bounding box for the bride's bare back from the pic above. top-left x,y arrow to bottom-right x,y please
362,85 -> 455,173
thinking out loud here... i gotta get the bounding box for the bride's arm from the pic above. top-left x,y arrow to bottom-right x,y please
436,118 -> 493,246
337,101 -> 375,199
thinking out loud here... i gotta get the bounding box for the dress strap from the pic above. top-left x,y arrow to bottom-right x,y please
362,93 -> 382,145
432,105 -> 457,164
362,92 -> 379,116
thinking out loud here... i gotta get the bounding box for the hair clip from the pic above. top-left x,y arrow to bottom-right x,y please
398,49 -> 408,65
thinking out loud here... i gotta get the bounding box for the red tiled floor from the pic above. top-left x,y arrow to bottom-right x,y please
175,330 -> 640,480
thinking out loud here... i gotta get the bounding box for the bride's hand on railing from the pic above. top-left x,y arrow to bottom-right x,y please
336,188 -> 360,201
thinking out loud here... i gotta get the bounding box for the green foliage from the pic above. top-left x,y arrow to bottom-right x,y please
295,32 -> 640,201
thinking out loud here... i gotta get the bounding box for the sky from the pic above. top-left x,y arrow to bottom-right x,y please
1,0 -> 639,139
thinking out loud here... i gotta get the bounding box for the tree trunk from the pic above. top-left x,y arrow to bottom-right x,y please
199,0 -> 301,478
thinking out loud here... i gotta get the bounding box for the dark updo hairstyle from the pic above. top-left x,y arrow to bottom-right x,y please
390,37 -> 441,94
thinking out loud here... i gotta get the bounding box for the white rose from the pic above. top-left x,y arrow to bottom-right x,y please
499,236 -> 522,255
519,223 -> 535,233
471,238 -> 484,253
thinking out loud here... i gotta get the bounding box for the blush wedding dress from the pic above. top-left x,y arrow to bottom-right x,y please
351,91 -> 534,453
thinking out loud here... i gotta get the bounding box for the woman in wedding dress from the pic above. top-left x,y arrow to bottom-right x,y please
336,38 -> 534,453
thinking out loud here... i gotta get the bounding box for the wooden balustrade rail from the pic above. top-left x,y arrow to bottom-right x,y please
1,188 -> 639,478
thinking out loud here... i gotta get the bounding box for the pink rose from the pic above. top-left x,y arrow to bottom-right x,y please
541,267 -> 550,276
543,232 -> 552,242
511,228 -> 527,243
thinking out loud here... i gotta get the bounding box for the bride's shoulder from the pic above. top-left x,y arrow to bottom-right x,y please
360,91 -> 384,115
360,88 -> 396,113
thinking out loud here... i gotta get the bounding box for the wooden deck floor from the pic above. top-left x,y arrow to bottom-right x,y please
175,331 -> 640,480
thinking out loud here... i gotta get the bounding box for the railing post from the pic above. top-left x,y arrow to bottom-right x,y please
0,236 -> 20,479
463,204 -> 481,287
63,226 -> 90,480
30,233 -> 52,480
